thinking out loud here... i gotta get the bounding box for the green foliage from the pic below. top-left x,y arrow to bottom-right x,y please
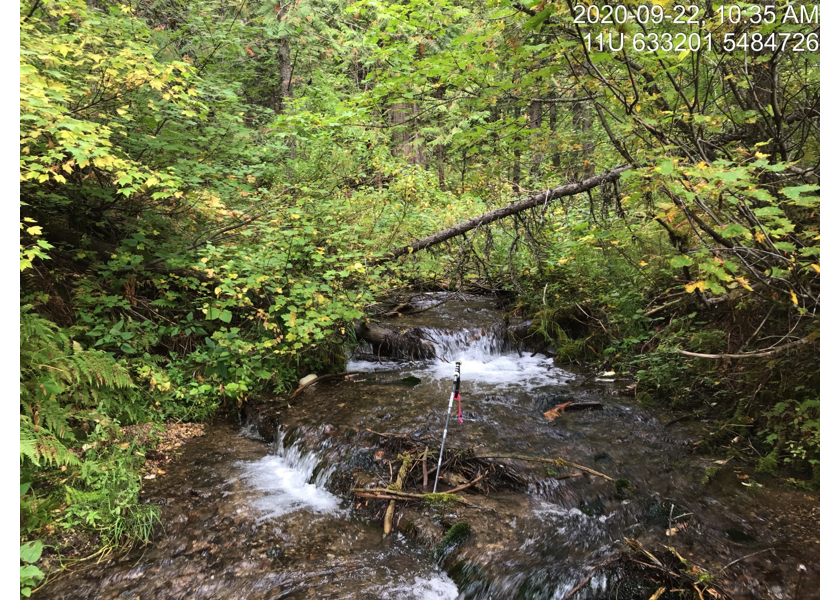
759,396 -> 820,470
20,307 -> 134,468
20,307 -> 162,584
20,540 -> 45,597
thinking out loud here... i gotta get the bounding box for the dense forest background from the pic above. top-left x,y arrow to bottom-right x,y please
19,0 -> 818,591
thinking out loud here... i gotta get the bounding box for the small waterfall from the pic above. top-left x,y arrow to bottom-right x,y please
349,320 -> 570,390
424,326 -> 569,390
237,430 -> 341,520
422,326 -> 507,361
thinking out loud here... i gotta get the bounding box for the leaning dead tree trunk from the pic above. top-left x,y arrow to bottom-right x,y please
380,165 -> 631,262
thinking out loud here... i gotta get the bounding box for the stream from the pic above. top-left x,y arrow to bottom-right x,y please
40,294 -> 819,599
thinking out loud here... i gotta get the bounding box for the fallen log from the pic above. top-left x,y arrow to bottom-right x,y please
354,321 -> 436,360
380,165 -> 632,262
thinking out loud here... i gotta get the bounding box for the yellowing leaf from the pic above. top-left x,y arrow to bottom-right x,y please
811,264 -> 820,274
790,290 -> 798,305
754,231 -> 766,244
639,260 -> 648,266
26,226 -> 43,236
734,276 -> 753,291
755,152 -> 770,159
685,281 -> 707,294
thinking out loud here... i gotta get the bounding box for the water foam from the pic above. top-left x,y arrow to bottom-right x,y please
237,433 -> 341,519
379,574 -> 460,599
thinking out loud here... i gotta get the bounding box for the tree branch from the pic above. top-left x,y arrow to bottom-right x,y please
678,330 -> 818,359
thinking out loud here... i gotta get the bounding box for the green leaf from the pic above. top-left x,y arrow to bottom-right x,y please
781,185 -> 820,206
20,540 -> 44,564
658,160 -> 674,175
524,6 -> 555,31
219,310 -> 233,324
670,255 -> 693,268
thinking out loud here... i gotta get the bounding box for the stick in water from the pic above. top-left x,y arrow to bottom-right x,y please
433,361 -> 461,493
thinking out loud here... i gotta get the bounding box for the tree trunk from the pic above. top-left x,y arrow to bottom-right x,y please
572,97 -> 594,178
549,98 -> 560,168
276,6 -> 295,158
437,144 -> 446,190
512,103 -> 522,193
529,100 -> 543,179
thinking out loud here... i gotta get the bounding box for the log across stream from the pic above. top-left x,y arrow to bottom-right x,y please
40,294 -> 819,599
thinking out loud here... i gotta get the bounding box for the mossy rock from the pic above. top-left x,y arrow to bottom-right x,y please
434,521 -> 471,561
423,492 -> 460,508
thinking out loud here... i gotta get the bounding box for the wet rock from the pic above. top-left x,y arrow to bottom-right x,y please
187,488 -> 212,500
345,451 -> 375,470
725,528 -> 758,545
241,399 -> 286,442
397,375 -> 422,387
578,497 -> 605,517
592,451 -> 612,462
531,391 -> 574,412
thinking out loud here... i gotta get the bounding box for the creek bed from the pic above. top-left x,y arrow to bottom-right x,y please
39,294 -> 819,599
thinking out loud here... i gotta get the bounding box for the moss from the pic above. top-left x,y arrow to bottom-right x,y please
434,521 -> 471,560
402,520 -> 416,537
423,492 -> 459,508
756,449 -> 779,475
614,478 -> 637,498
636,391 -> 654,407
701,467 -> 720,485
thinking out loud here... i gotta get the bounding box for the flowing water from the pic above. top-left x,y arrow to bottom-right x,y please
40,294 -> 819,599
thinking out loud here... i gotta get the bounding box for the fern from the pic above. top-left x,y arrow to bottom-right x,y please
20,307 -> 135,467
